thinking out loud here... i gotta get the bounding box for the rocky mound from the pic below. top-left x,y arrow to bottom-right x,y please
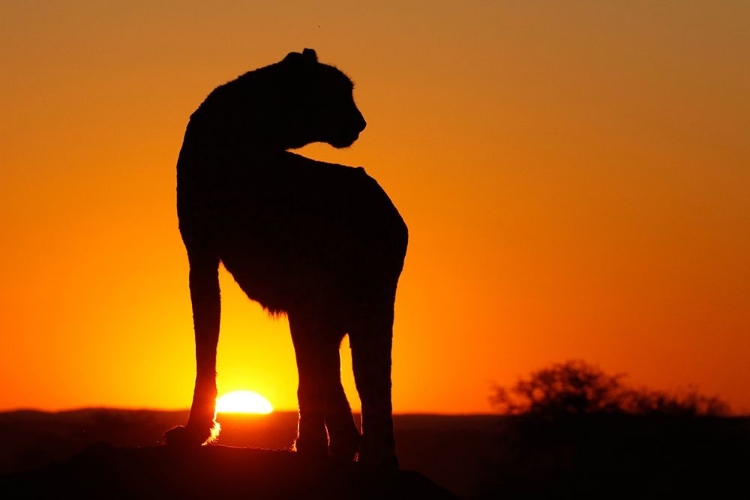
1,444 -> 460,499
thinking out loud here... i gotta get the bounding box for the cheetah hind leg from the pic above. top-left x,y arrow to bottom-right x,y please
350,301 -> 398,469
289,311 -> 360,461
324,340 -> 361,462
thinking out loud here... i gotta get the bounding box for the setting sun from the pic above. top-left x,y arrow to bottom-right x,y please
216,391 -> 274,414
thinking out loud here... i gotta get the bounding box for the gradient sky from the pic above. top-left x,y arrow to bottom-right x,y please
1,1 -> 748,414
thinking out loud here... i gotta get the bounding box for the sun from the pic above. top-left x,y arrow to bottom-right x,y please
215,390 -> 274,414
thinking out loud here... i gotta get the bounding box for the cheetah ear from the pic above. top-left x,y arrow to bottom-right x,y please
301,48 -> 318,62
283,48 -> 318,66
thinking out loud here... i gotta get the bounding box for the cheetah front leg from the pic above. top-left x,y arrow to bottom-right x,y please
164,248 -> 221,446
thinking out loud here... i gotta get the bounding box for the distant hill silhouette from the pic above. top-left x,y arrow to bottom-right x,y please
3,408 -> 747,499
1,444 -> 459,499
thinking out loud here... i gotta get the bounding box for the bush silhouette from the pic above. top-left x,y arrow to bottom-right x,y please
491,360 -> 730,418
480,361 -> 740,498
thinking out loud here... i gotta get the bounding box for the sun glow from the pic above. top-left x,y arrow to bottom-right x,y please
216,390 -> 274,414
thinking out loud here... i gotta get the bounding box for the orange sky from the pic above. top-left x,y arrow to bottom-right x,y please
1,2 -> 748,414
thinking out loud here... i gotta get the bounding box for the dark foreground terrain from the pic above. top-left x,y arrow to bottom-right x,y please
0,409 -> 748,499
1,444 -> 456,499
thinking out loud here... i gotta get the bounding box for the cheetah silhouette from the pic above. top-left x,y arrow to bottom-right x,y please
163,49 -> 408,468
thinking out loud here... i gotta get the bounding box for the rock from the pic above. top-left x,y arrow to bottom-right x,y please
0,444 -> 460,499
